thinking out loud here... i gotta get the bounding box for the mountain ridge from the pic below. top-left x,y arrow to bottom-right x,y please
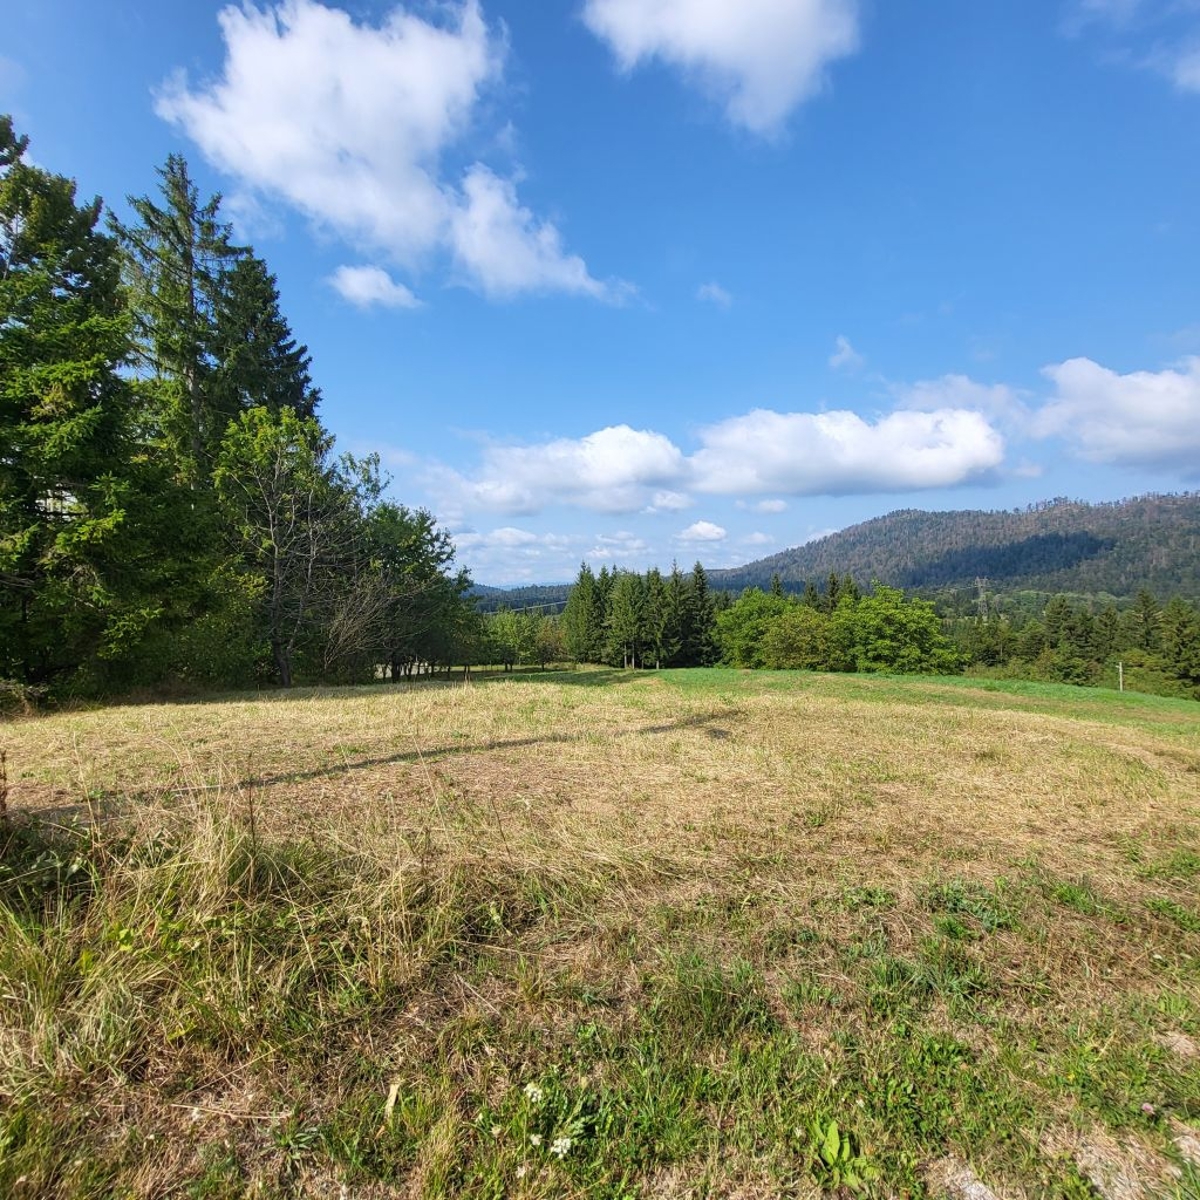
708,492 -> 1200,598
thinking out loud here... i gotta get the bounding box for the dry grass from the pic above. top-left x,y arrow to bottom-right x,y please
2,668 -> 1199,1198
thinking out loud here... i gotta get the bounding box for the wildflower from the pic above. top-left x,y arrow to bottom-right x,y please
551,1136 -> 572,1158
523,1082 -> 544,1104
1142,1102 -> 1157,1117
491,1124 -> 502,1138
529,1133 -> 542,1147
516,1164 -> 527,1179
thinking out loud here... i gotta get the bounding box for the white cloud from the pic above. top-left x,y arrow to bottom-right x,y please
582,0 -> 860,133
743,531 -> 773,546
1035,356 -> 1200,476
427,394 -> 1008,516
828,334 -> 864,371
589,531 -> 651,560
690,408 -> 1005,495
697,281 -> 732,308
645,489 -> 692,513
428,425 -> 687,515
677,520 -> 727,542
329,265 -> 422,309
449,165 -> 616,299
896,373 -> 1028,423
452,526 -> 583,583
157,0 -> 616,301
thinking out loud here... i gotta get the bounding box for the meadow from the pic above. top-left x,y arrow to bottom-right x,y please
1,669 -> 1199,1199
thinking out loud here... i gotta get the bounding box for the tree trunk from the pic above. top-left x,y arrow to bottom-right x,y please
272,639 -> 292,687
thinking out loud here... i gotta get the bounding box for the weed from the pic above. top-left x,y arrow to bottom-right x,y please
804,1119 -> 879,1194
921,876 -> 1021,932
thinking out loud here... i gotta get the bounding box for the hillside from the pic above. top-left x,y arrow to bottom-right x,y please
711,492 -> 1200,598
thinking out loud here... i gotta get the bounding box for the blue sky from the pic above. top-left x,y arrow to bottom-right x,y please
4,0 -> 1200,584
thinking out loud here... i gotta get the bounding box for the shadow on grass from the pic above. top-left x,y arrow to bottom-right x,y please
216,703 -> 740,793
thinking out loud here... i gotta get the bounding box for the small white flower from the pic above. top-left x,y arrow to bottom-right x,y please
529,1133 -> 542,1147
523,1082 -> 544,1104
516,1164 -> 527,1179
551,1136 -> 572,1159
190,1107 -> 202,1123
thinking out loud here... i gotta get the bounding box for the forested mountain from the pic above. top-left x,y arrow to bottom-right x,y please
711,495 -> 1200,599
470,583 -> 570,614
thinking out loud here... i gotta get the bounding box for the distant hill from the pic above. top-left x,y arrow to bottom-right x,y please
470,583 -> 571,613
709,493 -> 1200,599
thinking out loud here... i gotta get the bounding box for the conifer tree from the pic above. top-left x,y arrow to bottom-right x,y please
563,561 -> 603,663
0,118 -> 136,685
683,561 -> 716,665
607,570 -> 645,668
210,254 -> 320,438
113,154 -> 242,481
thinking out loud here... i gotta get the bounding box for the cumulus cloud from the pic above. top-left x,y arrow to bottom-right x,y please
329,265 -> 422,309
427,392 -> 1008,515
428,425 -> 687,515
677,520 -> 727,542
690,408 -> 1005,496
896,373 -> 1027,423
582,0 -> 860,133
697,281 -> 732,308
590,531 -> 651,560
452,526 -> 583,584
156,0 -> 617,300
645,490 -> 692,513
1035,356 -> 1200,476
828,334 -> 864,371
449,165 -> 615,299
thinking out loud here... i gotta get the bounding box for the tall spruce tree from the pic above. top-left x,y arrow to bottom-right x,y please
113,154 -> 242,482
563,561 -> 603,663
210,254 -> 320,438
683,561 -> 716,665
0,117 -> 135,686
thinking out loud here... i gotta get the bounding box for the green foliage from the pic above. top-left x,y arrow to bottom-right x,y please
714,588 -> 791,667
760,603 -> 832,669
806,1119 -> 880,1194
832,585 -> 962,674
0,116 -> 139,688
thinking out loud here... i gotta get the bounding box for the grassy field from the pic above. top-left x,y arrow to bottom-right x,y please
1,668 -> 1199,1199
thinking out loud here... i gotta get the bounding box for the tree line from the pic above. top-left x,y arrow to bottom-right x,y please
1,118 -> 475,699
539,563 -> 1199,699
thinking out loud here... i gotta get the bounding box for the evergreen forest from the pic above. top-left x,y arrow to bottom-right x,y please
0,119 -> 478,700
